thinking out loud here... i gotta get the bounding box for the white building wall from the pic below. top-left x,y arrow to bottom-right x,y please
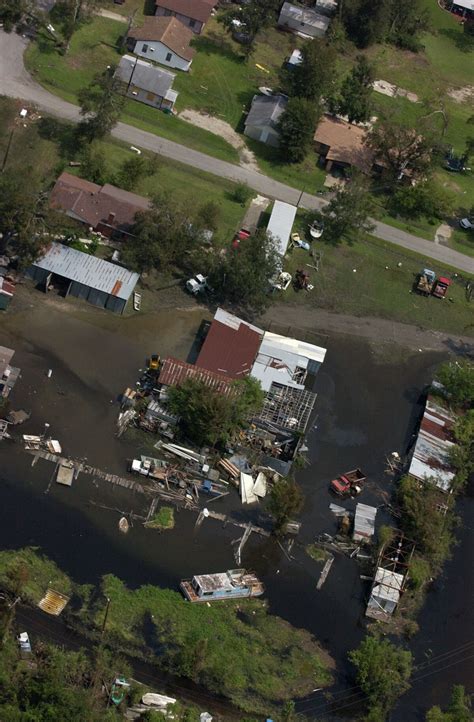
133,40 -> 192,71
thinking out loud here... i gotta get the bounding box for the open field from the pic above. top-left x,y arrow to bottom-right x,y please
279,212 -> 474,336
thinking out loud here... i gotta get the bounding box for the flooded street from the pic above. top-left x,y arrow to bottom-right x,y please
0,289 -> 472,719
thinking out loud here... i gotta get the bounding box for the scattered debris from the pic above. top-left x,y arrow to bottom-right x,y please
119,516 -> 130,533
38,588 -> 70,616
316,555 -> 334,590
56,462 -> 74,487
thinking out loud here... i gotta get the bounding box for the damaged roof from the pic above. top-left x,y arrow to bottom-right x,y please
408,396 -> 456,492
196,308 -> 263,379
159,357 -> 234,395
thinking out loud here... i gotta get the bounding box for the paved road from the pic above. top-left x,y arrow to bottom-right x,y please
1,30 -> 473,274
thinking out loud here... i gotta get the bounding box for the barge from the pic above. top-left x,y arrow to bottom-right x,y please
180,569 -> 264,602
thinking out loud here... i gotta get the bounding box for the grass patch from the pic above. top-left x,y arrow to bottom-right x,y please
145,506 -> 175,530
0,547 -> 73,604
306,543 -> 331,562
280,217 -> 474,336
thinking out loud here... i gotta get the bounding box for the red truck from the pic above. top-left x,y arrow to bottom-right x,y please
330,469 -> 366,496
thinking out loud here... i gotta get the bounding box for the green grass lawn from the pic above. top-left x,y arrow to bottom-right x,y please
25,18 -> 239,163
280,216 -> 474,336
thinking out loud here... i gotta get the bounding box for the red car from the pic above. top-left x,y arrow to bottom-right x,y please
330,469 -> 366,496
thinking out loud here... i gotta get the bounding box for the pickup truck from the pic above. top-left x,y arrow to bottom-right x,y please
330,469 -> 366,496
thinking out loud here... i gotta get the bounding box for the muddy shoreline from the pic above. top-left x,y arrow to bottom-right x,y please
1,283 -> 473,719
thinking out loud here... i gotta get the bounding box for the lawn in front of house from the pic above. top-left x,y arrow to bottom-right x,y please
24,18 -> 239,163
279,219 -> 474,336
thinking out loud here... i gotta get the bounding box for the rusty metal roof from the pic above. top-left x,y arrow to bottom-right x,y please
196,308 -> 263,379
159,357 -> 234,395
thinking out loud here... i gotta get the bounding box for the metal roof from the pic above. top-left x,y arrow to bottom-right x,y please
353,503 -> 377,541
266,201 -> 297,256
193,572 -> 234,593
196,308 -> 263,378
408,396 -> 456,492
33,243 -> 139,301
371,567 -> 404,604
117,55 -> 176,98
251,331 -> 326,391
279,2 -> 330,31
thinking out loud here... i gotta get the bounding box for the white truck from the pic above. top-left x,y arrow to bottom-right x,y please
186,274 -> 208,295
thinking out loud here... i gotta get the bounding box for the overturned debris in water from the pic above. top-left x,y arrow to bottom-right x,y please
38,588 -> 70,616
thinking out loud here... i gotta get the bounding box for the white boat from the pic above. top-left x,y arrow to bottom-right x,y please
133,292 -> 141,311
258,86 -> 273,96
309,220 -> 324,239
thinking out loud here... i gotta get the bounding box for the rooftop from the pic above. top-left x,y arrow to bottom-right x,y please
371,567 -> 404,603
154,0 -> 215,23
117,55 -> 177,101
353,503 -> 377,541
32,242 -> 139,302
0,345 -> 14,378
279,2 -> 330,32
266,200 -> 297,256
196,308 -> 263,379
50,171 -> 150,232
245,94 -> 288,131
314,115 -> 375,174
159,356 -> 234,395
129,16 -> 196,61
408,396 -> 456,492
251,331 -> 327,392
255,381 -> 317,433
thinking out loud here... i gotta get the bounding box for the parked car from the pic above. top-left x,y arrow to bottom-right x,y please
459,218 -> 473,230
186,274 -> 208,295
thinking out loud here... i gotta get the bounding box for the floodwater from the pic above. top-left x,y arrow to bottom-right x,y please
0,292 -> 473,719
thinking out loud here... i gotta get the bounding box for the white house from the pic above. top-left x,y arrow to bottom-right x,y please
278,2 -> 330,38
127,16 -> 195,72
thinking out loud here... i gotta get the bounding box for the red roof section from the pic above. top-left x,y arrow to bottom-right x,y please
196,319 -> 263,379
159,357 -> 234,395
155,0 -> 215,23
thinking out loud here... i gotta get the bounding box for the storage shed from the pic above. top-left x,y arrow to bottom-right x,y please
278,2 -> 330,38
27,242 -> 139,314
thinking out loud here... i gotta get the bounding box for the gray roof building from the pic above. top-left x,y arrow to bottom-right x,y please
278,2 -> 330,38
116,55 -> 178,110
244,94 -> 288,147
27,242 -> 139,314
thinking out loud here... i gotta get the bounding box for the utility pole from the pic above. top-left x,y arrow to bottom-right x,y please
101,596 -> 111,637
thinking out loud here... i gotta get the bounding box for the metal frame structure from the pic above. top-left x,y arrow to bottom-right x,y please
366,531 -> 415,621
255,381 -> 317,433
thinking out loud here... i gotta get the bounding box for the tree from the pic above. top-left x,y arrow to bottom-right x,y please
278,98 -> 320,164
368,117 -> 436,183
268,478 -> 304,534
195,201 -> 221,233
223,0 -> 280,51
320,174 -> 375,243
0,0 -> 31,31
289,39 -> 337,102
121,193 -> 198,273
338,56 -> 375,124
52,0 -> 101,53
208,227 -> 281,313
390,180 -> 456,220
342,0 -> 391,48
167,376 -> 264,447
78,67 -> 124,141
116,155 -> 146,191
349,636 -> 412,714
387,0 -> 429,51
426,685 -> 472,722
79,144 -> 108,184
436,360 -> 474,408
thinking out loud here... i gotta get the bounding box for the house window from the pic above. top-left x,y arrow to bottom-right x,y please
142,43 -> 148,52
189,18 -> 196,28
165,52 -> 172,61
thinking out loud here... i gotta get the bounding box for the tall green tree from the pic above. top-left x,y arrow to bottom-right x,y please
78,67 -> 124,141
289,39 -> 337,102
436,360 -> 474,408
209,227 -> 281,312
268,479 -> 304,534
167,376 -> 264,447
338,56 -> 375,124
278,98 -> 320,164
320,174 -> 375,244
368,117 -> 436,183
52,0 -> 101,53
426,685 -> 472,722
342,0 -> 390,48
349,636 -> 412,715
223,0 -> 280,52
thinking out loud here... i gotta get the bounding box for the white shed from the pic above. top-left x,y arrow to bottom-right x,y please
266,200 -> 297,257
278,2 -> 330,38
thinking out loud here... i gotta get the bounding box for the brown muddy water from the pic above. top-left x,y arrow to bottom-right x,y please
0,289 -> 473,720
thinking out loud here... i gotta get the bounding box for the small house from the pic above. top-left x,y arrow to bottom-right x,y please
266,200 -> 297,257
244,94 -> 288,147
313,115 -> 376,175
315,0 -> 338,16
366,532 -> 414,621
116,55 -> 178,112
154,0 -> 215,34
278,2 -> 330,38
0,276 -> 15,311
449,0 -> 473,18
353,503 -> 377,543
127,16 -> 195,71
49,171 -> 151,238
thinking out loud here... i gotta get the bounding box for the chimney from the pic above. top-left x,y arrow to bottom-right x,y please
107,212 -> 116,225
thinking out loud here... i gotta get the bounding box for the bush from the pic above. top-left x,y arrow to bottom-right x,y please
232,182 -> 252,205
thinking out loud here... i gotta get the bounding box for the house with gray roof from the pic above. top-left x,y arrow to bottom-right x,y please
278,2 -> 330,38
244,94 -> 288,147
115,55 -> 178,112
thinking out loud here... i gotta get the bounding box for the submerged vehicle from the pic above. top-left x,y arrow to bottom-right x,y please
180,569 -> 264,602
330,468 -> 366,496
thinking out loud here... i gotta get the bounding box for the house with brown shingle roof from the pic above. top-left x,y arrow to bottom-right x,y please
313,115 -> 377,175
154,0 -> 216,35
49,172 -> 151,239
127,16 -> 196,71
